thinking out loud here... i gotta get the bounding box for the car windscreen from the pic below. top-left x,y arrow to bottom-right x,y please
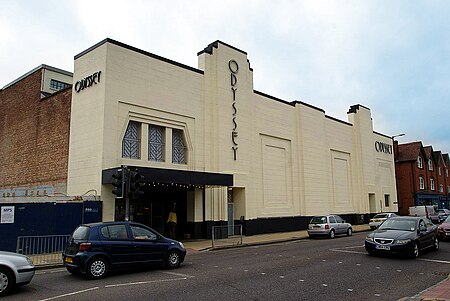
310,216 -> 327,224
72,226 -> 90,240
378,219 -> 416,231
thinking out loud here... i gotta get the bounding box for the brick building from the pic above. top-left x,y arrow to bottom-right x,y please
394,141 -> 450,216
0,65 -> 73,201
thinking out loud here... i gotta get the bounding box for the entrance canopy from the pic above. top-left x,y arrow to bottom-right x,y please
102,166 -> 233,186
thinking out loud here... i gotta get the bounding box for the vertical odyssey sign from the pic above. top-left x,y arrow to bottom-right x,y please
229,59 -> 239,160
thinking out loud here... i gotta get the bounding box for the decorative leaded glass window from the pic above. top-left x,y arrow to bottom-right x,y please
148,125 -> 165,162
122,121 -> 141,159
172,129 -> 186,164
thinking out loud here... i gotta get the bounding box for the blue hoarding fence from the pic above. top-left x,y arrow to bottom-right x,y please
0,201 -> 102,252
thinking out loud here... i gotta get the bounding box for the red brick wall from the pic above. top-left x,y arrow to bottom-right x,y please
396,161 -> 416,215
0,69 -> 71,190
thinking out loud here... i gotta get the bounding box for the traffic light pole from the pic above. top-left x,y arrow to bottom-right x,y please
112,165 -> 144,222
123,166 -> 130,221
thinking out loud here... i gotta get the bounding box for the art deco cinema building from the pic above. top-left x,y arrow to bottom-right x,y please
67,39 -> 397,238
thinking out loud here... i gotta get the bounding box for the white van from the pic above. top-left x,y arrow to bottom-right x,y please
409,206 -> 439,224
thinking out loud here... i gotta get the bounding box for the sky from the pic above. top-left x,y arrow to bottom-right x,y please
1,0 -> 449,153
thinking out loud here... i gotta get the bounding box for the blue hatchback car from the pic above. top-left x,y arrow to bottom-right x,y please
62,221 -> 186,279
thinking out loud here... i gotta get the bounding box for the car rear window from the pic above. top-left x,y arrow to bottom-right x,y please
310,216 -> 327,224
374,214 -> 387,218
72,226 -> 89,240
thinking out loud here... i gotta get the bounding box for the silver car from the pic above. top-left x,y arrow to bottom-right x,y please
369,212 -> 398,229
307,215 -> 353,239
0,251 -> 35,296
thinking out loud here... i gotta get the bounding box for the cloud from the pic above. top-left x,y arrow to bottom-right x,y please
1,0 -> 449,152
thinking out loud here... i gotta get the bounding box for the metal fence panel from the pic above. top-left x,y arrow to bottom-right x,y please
16,235 -> 70,266
211,225 -> 243,248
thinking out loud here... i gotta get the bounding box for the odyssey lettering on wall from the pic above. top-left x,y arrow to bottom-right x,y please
375,141 -> 393,154
74,71 -> 102,93
229,59 -> 239,160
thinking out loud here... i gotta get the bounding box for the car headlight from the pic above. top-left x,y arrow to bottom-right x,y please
395,239 -> 411,244
26,256 -> 34,266
365,236 -> 373,242
179,242 -> 185,249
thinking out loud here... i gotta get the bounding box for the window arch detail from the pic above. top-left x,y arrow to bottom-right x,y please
122,121 -> 141,159
417,157 -> 423,169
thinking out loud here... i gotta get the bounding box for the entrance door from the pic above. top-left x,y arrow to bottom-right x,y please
131,187 -> 188,240
228,203 -> 234,235
369,194 -> 376,213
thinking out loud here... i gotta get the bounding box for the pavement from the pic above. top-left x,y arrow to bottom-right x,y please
30,224 -> 449,301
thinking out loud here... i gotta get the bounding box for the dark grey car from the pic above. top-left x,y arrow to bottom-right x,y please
365,216 -> 439,258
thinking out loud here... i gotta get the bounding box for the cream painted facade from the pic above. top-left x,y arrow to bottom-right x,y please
67,39 -> 397,235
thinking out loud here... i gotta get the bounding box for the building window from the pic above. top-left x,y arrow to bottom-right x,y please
417,157 -> 423,169
122,121 -> 141,159
384,195 -> 390,207
439,184 -> 444,193
172,129 -> 186,164
446,169 -> 449,177
430,178 -> 435,191
419,177 -> 424,190
50,79 -> 70,91
148,125 -> 165,162
448,186 -> 450,193
438,167 -> 442,176
428,159 -> 433,171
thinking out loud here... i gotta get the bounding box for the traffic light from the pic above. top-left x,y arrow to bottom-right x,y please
128,169 -> 144,199
112,168 -> 125,198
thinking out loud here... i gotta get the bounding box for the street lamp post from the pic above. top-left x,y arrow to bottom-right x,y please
391,133 -> 405,140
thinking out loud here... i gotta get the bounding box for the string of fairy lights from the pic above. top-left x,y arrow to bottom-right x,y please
143,182 -> 223,189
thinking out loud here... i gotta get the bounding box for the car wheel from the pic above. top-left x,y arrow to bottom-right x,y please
347,228 -> 353,236
86,257 -> 109,279
66,266 -> 81,275
165,250 -> 181,269
329,229 -> 335,239
0,267 -> 14,297
411,242 -> 420,258
433,237 -> 439,251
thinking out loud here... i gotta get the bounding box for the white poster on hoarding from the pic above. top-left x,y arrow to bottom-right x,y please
1,206 -> 15,224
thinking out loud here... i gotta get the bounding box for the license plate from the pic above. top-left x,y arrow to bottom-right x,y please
376,245 -> 390,250
313,226 -> 320,229
64,257 -> 73,263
